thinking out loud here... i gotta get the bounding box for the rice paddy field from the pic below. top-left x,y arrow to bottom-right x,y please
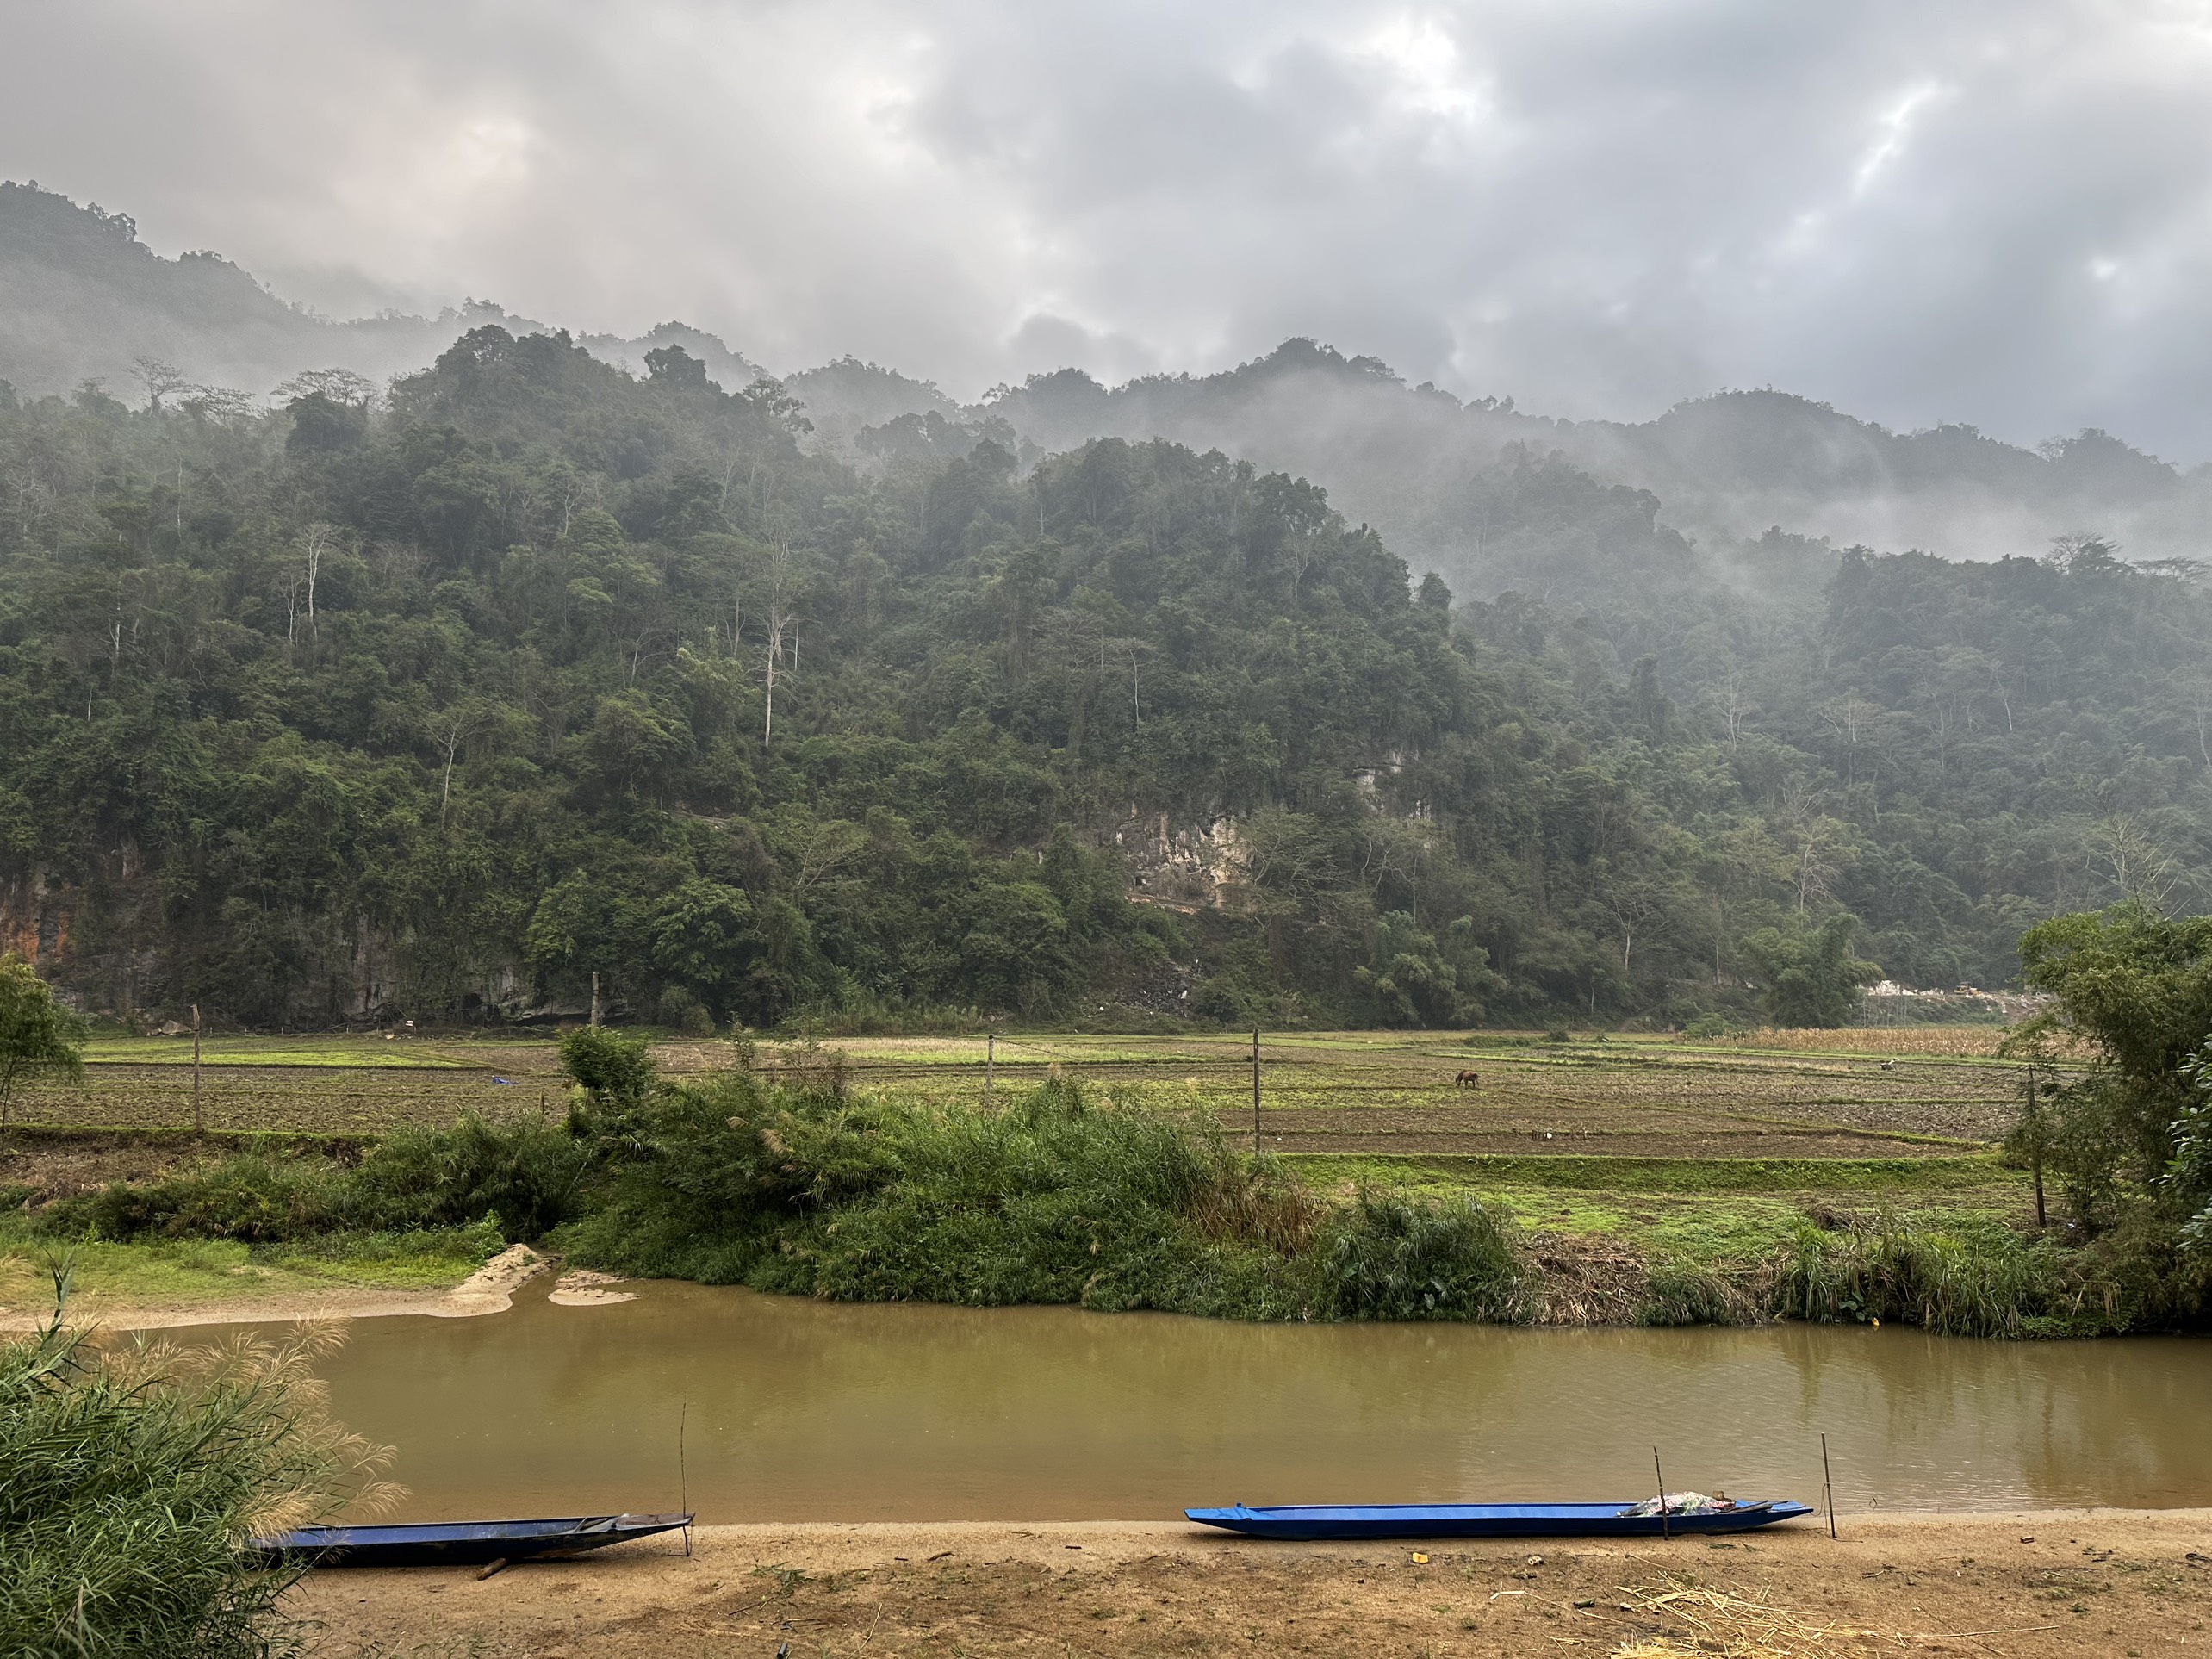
10,1027 -> 2047,1279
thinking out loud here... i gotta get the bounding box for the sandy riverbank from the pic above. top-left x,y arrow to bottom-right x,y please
289,1511 -> 2212,1656
0,1244 -> 551,1333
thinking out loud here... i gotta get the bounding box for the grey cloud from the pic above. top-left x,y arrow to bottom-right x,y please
4,0 -> 2211,456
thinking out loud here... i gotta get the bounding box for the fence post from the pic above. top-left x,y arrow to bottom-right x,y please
1252,1027 -> 1261,1153
192,1003 -> 203,1134
2029,1063 -> 2047,1228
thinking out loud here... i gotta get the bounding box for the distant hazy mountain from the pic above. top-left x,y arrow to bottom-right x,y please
0,183 -> 774,406
6,182 -> 2205,599
0,182 -> 472,399
576,319 -> 765,395
783,357 -> 965,448
966,342 -> 2212,587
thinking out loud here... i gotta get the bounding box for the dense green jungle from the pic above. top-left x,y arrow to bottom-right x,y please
3,329 -> 2211,1033
2,187 -> 2209,1035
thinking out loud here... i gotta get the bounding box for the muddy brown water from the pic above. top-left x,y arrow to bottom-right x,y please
181,1278 -> 2212,1521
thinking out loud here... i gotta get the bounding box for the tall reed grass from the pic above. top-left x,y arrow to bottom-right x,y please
1770,1218 -> 2081,1337
0,1275 -> 394,1656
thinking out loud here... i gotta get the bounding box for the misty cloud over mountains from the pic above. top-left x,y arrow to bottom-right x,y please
7,2 -> 2212,458
6,183 -> 2210,584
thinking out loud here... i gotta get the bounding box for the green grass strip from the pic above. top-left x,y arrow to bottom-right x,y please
1285,1151 -> 2020,1194
83,1040 -> 465,1069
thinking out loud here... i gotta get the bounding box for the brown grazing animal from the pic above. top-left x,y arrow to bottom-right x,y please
1454,1070 -> 1481,1089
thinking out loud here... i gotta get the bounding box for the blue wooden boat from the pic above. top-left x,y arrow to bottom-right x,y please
1185,1500 -> 1813,1540
252,1513 -> 693,1568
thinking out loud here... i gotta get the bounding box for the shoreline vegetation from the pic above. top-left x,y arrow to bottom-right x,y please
16,891 -> 2212,1344
3,1016 -> 2200,1340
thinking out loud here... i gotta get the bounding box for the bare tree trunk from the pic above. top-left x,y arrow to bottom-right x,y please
763,619 -> 782,744
441,735 -> 461,826
759,542 -> 796,746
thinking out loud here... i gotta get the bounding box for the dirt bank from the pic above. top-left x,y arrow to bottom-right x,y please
0,1244 -> 550,1333
292,1511 -> 2212,1656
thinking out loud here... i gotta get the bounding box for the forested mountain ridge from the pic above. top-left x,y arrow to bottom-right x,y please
0,327 -> 1503,1028
965,340 -> 2212,586
11,181 -> 2208,593
0,181 -> 475,401
0,182 -> 769,421
3,320 -> 2207,1032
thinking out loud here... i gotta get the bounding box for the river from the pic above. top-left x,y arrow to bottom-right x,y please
206,1277 -> 2212,1520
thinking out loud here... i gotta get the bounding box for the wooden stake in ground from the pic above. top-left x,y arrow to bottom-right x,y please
985,1030 -> 995,1107
1822,1432 -> 1837,1538
2025,1061 -> 2047,1228
191,1003 -> 202,1134
591,972 -> 600,1028
1252,1027 -> 1261,1153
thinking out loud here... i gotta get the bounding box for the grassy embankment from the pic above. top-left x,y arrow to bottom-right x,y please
1,1026 -> 2134,1335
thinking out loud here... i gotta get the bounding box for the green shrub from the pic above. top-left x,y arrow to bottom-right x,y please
43,1157 -> 339,1243
1311,1189 -> 1524,1321
343,1116 -> 591,1240
40,1117 -> 590,1246
558,1027 -> 657,1110
564,1077 -> 1322,1317
1641,1258 -> 1756,1326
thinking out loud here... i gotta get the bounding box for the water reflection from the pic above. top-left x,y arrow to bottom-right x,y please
191,1279 -> 2212,1520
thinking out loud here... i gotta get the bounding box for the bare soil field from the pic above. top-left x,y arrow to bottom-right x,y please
11,1056 -> 563,1134
1240,1122 -> 1969,1159
295,1512 -> 2212,1658
9,1031 -> 2035,1222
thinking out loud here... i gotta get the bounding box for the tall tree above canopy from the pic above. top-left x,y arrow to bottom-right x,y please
1739,916 -> 1881,1028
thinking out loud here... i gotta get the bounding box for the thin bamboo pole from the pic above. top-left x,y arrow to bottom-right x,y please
1821,1432 -> 1837,1538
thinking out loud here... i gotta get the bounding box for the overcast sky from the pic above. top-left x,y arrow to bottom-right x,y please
8,1 -> 2212,457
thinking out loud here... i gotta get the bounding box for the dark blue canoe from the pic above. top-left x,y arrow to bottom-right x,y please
1185,1501 -> 1814,1540
252,1513 -> 693,1568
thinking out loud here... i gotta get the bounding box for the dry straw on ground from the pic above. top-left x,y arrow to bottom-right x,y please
1719,1028 -> 2011,1058
1613,1578 -> 1880,1656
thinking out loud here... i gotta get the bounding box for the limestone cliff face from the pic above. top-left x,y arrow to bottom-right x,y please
1112,810 -> 1251,913
0,862 -> 537,1028
0,867 -> 65,977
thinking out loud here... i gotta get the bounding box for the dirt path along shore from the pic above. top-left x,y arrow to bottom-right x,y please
293,1510 -> 2212,1656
